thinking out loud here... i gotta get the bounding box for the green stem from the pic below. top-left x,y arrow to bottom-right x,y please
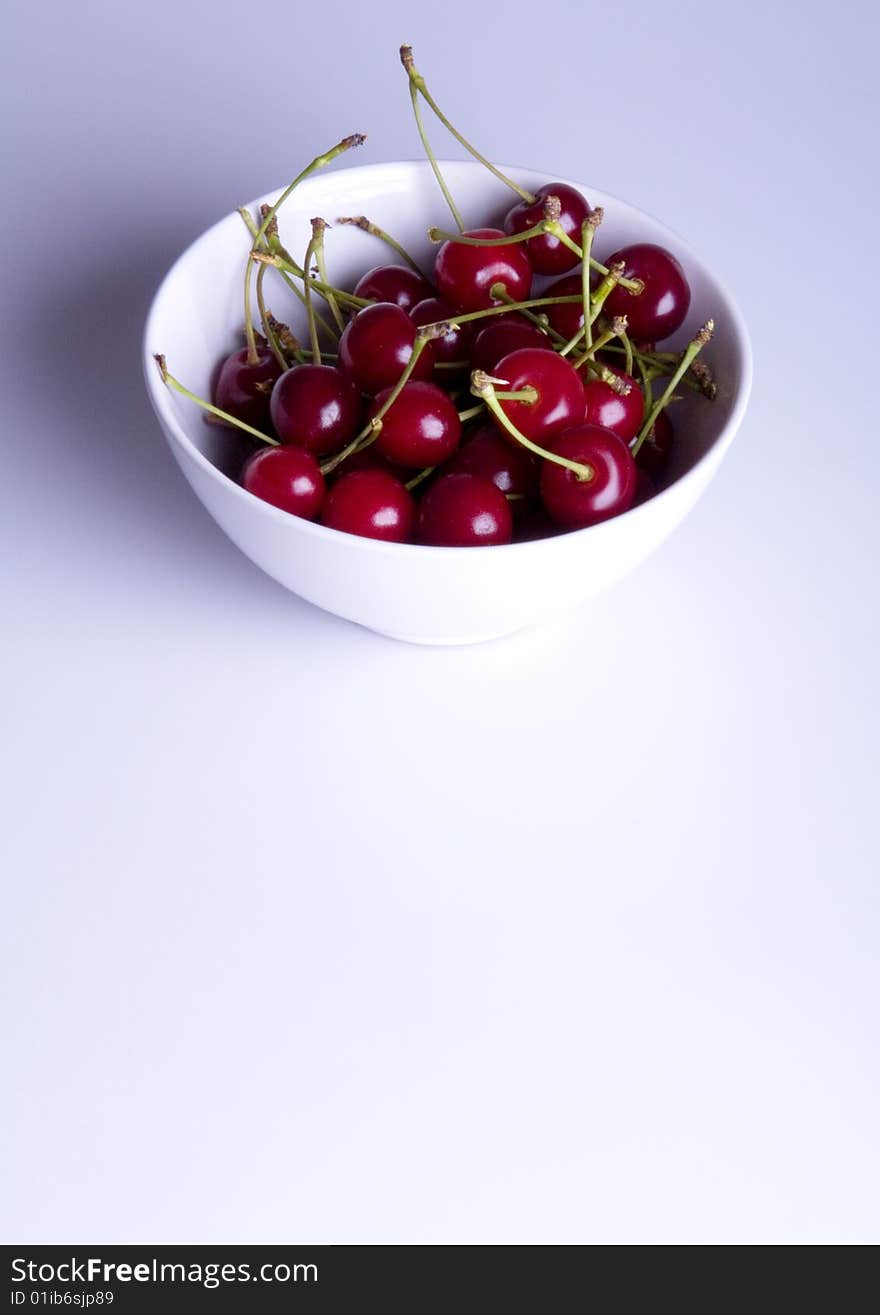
154,356 -> 278,446
321,335 -> 432,474
312,220 -> 345,333
493,387 -> 538,403
409,76 -> 464,231
253,251 -> 368,309
471,372 -> 593,480
632,321 -> 714,457
589,261 -> 624,325
420,293 -> 588,332
429,222 -> 545,248
242,133 -> 366,361
457,403 -> 484,423
337,216 -> 425,274
255,263 -> 288,372
405,466 -> 435,491
401,45 -> 534,204
302,224 -> 322,365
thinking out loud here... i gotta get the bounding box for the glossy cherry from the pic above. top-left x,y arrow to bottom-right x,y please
582,370 -> 643,443
241,444 -> 325,520
491,347 -> 584,443
338,301 -> 435,395
603,244 -> 691,343
503,183 -> 591,276
353,264 -> 433,313
449,425 -> 538,505
417,473 -> 512,547
269,363 -> 360,456
369,380 -> 461,468
410,296 -> 475,373
434,229 -> 531,312
471,317 -> 552,375
214,347 -> 282,430
636,409 -> 674,478
539,425 -> 637,529
320,469 -> 414,543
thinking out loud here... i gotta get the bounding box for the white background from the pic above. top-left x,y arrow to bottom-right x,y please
2,0 -> 878,1242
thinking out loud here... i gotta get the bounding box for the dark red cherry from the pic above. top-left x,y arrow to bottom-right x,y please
539,425 -> 637,529
603,244 -> 691,343
582,370 -> 644,443
215,346 -> 282,430
634,468 -> 656,506
434,228 -> 532,313
269,363 -> 360,456
410,296 -> 475,374
328,445 -> 406,484
449,425 -> 538,506
369,380 -> 461,468
503,183 -> 591,276
471,317 -> 552,374
320,469 -> 414,543
417,473 -> 512,547
636,409 -> 674,479
491,346 -> 584,443
338,301 -> 435,395
241,444 -> 325,520
542,274 -> 587,341
353,264 -> 434,313
513,504 -> 558,542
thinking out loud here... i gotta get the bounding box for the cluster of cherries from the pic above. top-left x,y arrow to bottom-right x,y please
157,46 -> 715,548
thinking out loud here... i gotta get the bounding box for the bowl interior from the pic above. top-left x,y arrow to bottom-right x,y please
145,160 -> 750,500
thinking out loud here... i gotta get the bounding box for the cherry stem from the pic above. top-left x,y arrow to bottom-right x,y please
493,387 -> 538,403
337,216 -> 425,275
401,45 -> 535,205
581,209 -> 602,353
589,261 -> 625,325
632,321 -> 714,457
471,371 -> 593,481
255,263 -> 288,372
420,292 -> 591,332
428,222 -> 543,247
320,330 -> 439,474
243,133 -> 366,364
407,74 -> 464,231
302,222 -> 323,365
153,356 -> 278,446
620,330 -> 634,376
239,207 -> 339,343
572,317 -> 629,374
457,403 -> 485,423
251,251 -> 369,309
405,466 -> 435,491
311,218 -> 345,333
491,287 -> 566,346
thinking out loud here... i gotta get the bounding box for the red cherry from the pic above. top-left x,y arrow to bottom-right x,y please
338,302 -> 435,395
636,409 -> 674,478
410,296 -> 475,374
369,380 -> 461,468
603,244 -> 691,343
539,425 -> 637,528
417,473 -> 512,547
353,264 -> 433,313
214,346 -> 281,430
320,470 -> 414,543
269,363 -> 360,456
503,183 -> 591,276
449,425 -> 538,504
491,347 -> 584,443
328,445 -> 406,484
542,274 -> 586,340
471,317 -> 552,374
582,370 -> 644,443
634,468 -> 656,506
434,228 -> 532,312
513,504 -> 558,542
241,445 -> 325,520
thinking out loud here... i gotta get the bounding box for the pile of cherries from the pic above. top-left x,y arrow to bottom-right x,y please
157,47 -> 715,548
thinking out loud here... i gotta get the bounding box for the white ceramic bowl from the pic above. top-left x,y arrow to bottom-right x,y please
143,160 -> 751,644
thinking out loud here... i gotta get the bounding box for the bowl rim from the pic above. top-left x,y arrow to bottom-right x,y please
143,157 -> 753,559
